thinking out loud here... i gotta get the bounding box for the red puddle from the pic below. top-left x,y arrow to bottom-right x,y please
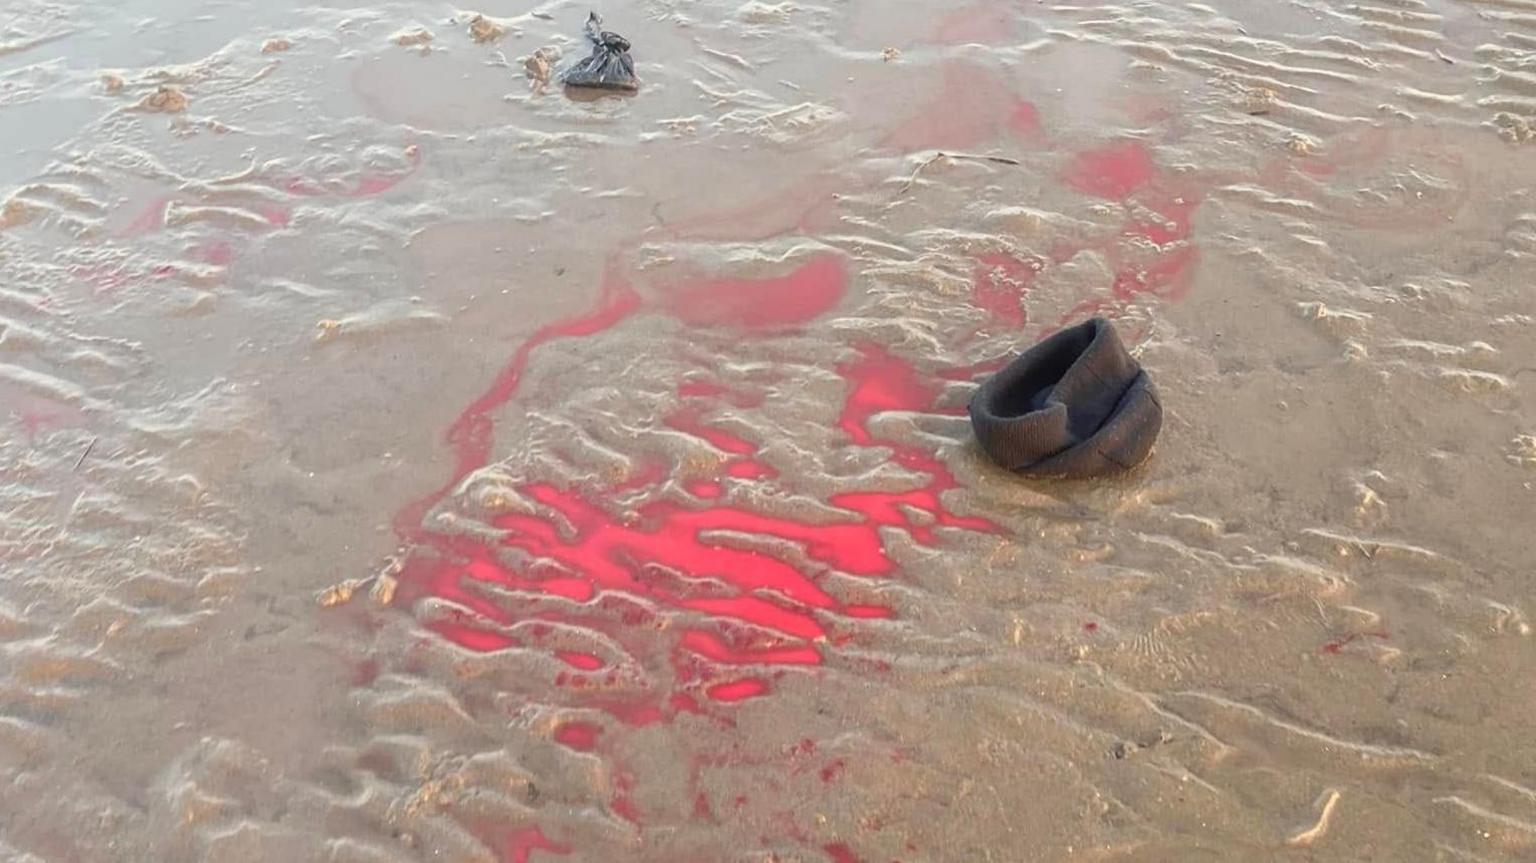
553,721 -> 603,751
659,255 -> 847,330
382,193 -> 1019,859
882,60 -> 1039,152
833,343 -> 999,539
687,480 -> 723,499
707,678 -> 769,702
557,651 -> 604,670
1063,140 -> 1156,200
925,132 -> 1204,337
971,252 -> 1040,328
391,256 -> 1003,708
835,343 -> 937,447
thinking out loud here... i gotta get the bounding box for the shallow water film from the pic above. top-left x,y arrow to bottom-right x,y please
4,0 -> 1536,860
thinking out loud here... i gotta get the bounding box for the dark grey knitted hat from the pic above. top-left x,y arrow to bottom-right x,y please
968,317 -> 1161,478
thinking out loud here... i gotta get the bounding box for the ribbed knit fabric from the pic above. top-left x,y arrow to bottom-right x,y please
969,317 -> 1161,478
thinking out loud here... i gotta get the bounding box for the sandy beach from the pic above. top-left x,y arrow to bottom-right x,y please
3,0 -> 1535,860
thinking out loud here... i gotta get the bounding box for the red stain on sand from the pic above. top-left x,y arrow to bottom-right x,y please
505,827 -> 572,863
707,677 -> 770,702
393,256 -> 996,701
553,721 -> 603,751
687,480 -> 723,499
1320,630 -> 1390,655
660,255 -> 846,330
557,651 -> 604,670
384,215 -> 1005,860
832,343 -> 999,541
444,264 -> 643,480
824,842 -> 863,863
1063,140 -> 1156,200
971,252 -> 1040,327
1008,100 -> 1042,137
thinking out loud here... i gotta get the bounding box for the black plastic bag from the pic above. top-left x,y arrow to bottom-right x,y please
968,317 -> 1162,479
559,12 -> 639,92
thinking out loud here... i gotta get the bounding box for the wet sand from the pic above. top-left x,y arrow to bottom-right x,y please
3,0 -> 1536,860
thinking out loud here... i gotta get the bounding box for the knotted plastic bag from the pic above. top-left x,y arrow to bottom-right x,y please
559,12 -> 639,92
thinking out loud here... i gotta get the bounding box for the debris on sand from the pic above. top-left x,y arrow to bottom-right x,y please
1242,86 -> 1277,115
0,198 -> 33,230
370,573 -> 398,606
1286,790 -> 1342,847
524,47 -> 560,93
559,12 -> 639,92
392,28 -> 434,53
316,578 -> 369,607
1510,434 -> 1536,469
882,46 -> 900,62
738,1 -> 795,24
313,300 -> 446,345
466,13 -> 505,43
137,85 -> 188,113
1285,134 -> 1317,156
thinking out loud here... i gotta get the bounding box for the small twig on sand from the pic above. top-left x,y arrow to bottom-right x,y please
899,151 -> 1021,195
1286,789 -> 1342,847
73,436 -> 97,471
